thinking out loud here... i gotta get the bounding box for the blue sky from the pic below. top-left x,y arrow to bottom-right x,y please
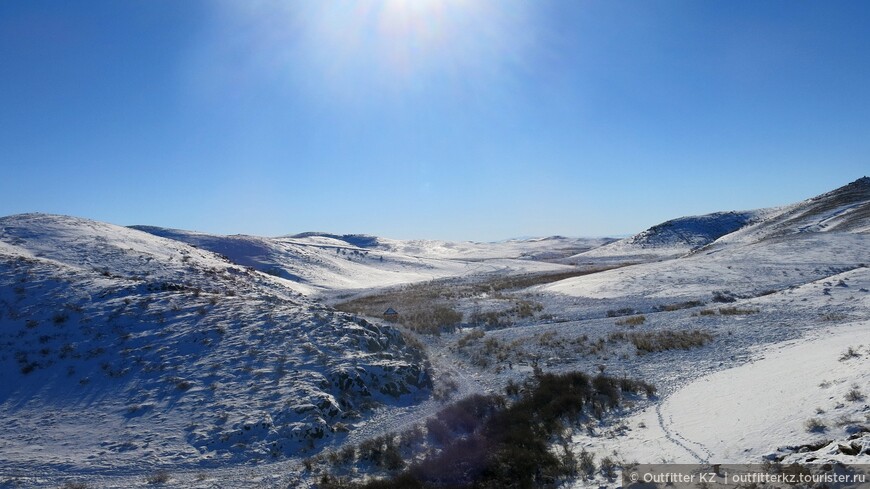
1,1 -> 868,241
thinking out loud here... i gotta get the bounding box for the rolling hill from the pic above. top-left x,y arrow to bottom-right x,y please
129,226 -> 604,295
0,214 -> 431,474
1,177 -> 868,487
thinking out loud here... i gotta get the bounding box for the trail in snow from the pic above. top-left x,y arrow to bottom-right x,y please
655,400 -> 710,463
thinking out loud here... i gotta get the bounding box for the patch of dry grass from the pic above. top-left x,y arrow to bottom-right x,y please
611,329 -> 714,354
615,315 -> 645,327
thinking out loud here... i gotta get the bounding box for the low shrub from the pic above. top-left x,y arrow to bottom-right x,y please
511,300 -> 543,319
358,434 -> 405,471
469,310 -> 510,328
146,470 -> 170,484
821,312 -> 848,322
804,418 -> 827,433
615,315 -> 645,327
718,307 -> 758,315
839,346 -> 862,361
456,329 -> 484,348
657,300 -> 703,312
600,456 -> 617,479
606,308 -> 635,318
627,330 -> 713,354
845,388 -> 865,402
398,306 -> 464,335
578,449 -> 595,477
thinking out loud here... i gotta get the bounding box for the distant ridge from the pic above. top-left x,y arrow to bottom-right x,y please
578,176 -> 870,260
709,176 -> 870,246
771,176 -> 870,234
628,211 -> 761,249
287,232 -> 381,248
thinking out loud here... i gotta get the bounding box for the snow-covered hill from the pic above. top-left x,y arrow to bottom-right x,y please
0,215 -> 615,485
704,176 -> 870,249
545,177 -> 870,301
0,214 -> 431,474
2,178 -> 868,488
579,210 -> 768,260
575,177 -> 870,262
130,227 -> 600,295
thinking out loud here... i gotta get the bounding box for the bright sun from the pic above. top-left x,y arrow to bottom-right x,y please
318,0 -> 489,80
217,0 -> 527,97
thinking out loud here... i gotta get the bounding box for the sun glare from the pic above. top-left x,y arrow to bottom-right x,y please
376,0 -> 457,73
215,0 -> 527,99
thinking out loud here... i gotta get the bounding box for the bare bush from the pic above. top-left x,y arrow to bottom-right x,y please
457,329 -> 485,348
804,418 -> 827,433
657,300 -> 703,312
845,388 -> 865,402
606,308 -> 635,318
622,330 -> 713,354
578,450 -> 595,477
718,307 -> 759,315
146,470 -> 170,484
615,315 -> 645,327
839,346 -> 862,361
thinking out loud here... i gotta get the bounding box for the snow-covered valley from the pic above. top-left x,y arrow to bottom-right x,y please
1,178 -> 868,488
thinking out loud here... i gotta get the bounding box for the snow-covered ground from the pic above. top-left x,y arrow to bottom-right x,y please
570,320 -> 869,468
132,226 -> 600,296
1,177 -> 868,488
0,214 -> 433,485
541,233 -> 867,300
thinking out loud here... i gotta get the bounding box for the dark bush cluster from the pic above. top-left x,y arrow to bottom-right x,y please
320,372 -> 655,489
717,306 -> 759,315
655,300 -> 703,312
605,308 -> 635,318
358,435 -> 406,472
711,290 -> 737,303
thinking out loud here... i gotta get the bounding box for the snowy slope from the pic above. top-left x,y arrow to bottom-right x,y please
372,235 -> 612,261
575,177 -> 869,262
657,321 -> 869,463
569,265 -> 870,469
130,227 -> 592,294
0,214 -> 431,474
705,176 -> 870,249
576,210 -> 771,261
541,233 -> 868,301
544,177 -> 870,301
570,322 -> 869,471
